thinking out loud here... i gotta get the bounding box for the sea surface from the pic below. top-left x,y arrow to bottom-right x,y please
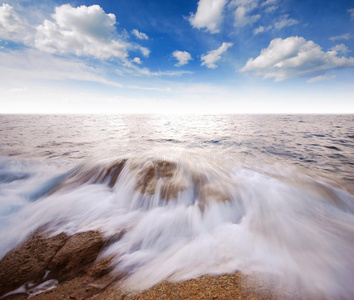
0,114 -> 353,298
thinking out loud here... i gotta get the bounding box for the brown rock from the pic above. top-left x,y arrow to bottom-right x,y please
101,160 -> 127,188
29,275 -> 102,300
52,159 -> 127,193
133,159 -> 190,201
48,231 -> 104,282
0,232 -> 67,297
87,255 -> 114,278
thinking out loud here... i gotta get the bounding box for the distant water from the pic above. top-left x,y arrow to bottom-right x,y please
0,114 -> 353,298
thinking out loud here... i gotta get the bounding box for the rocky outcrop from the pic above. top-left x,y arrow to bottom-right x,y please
0,229 -> 299,300
0,232 -> 67,296
0,230 -> 106,299
48,231 -> 104,282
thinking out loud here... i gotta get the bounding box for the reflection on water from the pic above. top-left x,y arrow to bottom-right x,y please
0,114 -> 353,191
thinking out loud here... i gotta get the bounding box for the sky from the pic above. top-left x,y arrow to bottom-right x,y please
0,0 -> 353,113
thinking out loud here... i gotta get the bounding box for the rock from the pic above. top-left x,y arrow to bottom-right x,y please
0,230 -> 106,298
87,256 -> 114,278
53,159 -> 127,193
28,275 -> 102,300
48,231 -> 104,282
133,159 -> 189,200
101,160 -> 127,188
0,232 -> 67,297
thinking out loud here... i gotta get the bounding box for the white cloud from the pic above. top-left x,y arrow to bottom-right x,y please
132,57 -> 142,64
139,46 -> 150,57
329,33 -> 352,42
0,3 -> 25,41
261,0 -> 279,6
172,50 -> 192,66
189,0 -> 228,33
307,74 -> 336,83
261,0 -> 279,13
131,68 -> 193,77
348,8 -> 354,20
132,29 -> 148,40
273,15 -> 299,30
201,42 -> 233,68
234,6 -> 260,27
0,49 -> 124,87
241,36 -> 354,81
253,15 -> 299,35
330,44 -> 350,55
116,59 -> 193,77
231,1 -> 296,29
0,49 -> 183,93
230,0 -> 260,27
253,25 -> 265,34
35,4 -> 129,60
264,5 -> 277,13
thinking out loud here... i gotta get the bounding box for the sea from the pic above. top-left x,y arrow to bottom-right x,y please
0,114 -> 353,298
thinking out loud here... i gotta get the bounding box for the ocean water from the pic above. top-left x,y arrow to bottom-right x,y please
0,114 -> 353,298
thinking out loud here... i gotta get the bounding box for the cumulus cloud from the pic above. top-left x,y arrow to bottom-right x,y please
201,42 -> 233,68
241,36 -> 354,81
132,29 -> 148,40
189,0 -> 228,33
329,33 -> 352,42
330,44 -> 350,55
172,50 -> 192,66
139,47 -> 150,57
132,57 -> 142,64
35,4 -> 129,60
190,0 -> 283,31
348,8 -> 354,20
0,3 -> 25,41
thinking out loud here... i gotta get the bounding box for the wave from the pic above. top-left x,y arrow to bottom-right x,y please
0,153 -> 354,298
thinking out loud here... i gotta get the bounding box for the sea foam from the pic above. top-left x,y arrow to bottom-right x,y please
0,153 -> 353,298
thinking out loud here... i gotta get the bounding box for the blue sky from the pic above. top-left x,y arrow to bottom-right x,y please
0,0 -> 353,113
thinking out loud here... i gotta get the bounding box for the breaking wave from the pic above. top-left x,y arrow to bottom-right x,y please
0,152 -> 354,298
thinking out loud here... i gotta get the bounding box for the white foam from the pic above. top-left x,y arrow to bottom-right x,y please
0,155 -> 353,298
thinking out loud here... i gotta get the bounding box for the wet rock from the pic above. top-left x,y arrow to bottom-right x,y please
134,159 -> 190,200
52,159 -> 127,193
0,232 -> 67,296
29,275 -> 102,300
87,256 -> 114,278
101,160 -> 127,188
48,231 -> 104,282
198,183 -> 232,205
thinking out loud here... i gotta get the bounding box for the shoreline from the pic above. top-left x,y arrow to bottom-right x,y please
0,230 -> 311,300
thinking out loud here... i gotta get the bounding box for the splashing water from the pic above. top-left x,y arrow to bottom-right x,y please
0,151 -> 353,299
